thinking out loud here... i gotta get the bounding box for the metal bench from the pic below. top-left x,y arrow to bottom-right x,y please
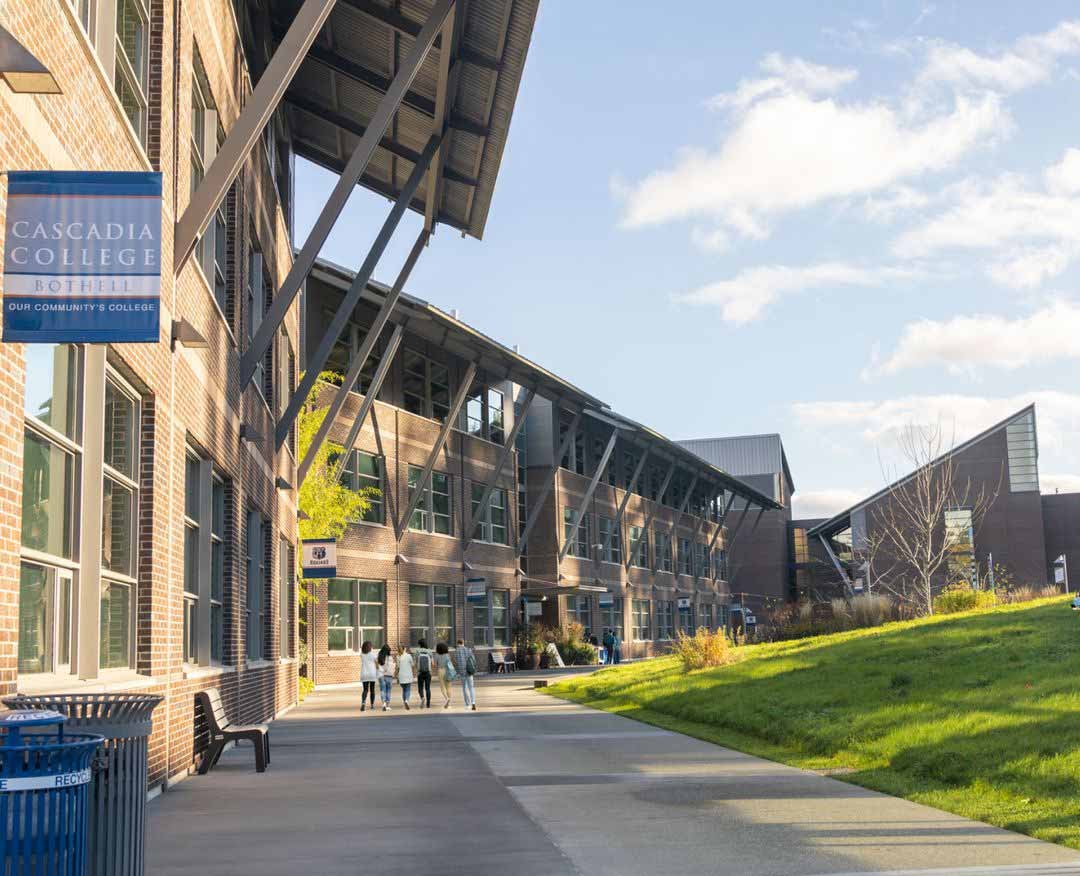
488,652 -> 516,673
196,688 -> 270,774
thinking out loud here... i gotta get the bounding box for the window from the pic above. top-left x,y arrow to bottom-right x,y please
593,435 -> 615,486
793,527 -> 809,564
944,508 -> 975,584
567,594 -> 591,638
632,599 -> 651,641
100,372 -> 139,670
678,537 -> 692,576
191,50 -> 220,286
629,525 -> 649,569
403,349 -> 450,421
655,530 -> 673,573
408,584 -> 454,645
657,601 -> 675,640
183,451 -> 201,665
713,548 -> 727,581
23,428 -> 77,561
701,604 -> 713,631
563,507 -> 590,558
472,589 -> 509,647
246,511 -> 268,660
276,328 -> 294,425
1006,410 -> 1039,492
573,429 -> 586,476
695,542 -> 709,579
678,601 -> 695,635
487,388 -> 505,445
471,484 -> 509,545
408,467 -> 452,535
327,579 -> 384,651
210,475 -> 225,662
598,516 -> 621,564
326,321 -> 380,394
246,243 -> 266,399
342,450 -> 384,524
600,597 -> 623,640
279,538 -> 293,658
464,386 -> 505,444
115,0 -> 149,142
19,562 -> 72,675
69,0 -> 96,38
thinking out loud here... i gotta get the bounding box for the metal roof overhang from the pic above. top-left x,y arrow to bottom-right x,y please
276,0 -> 536,237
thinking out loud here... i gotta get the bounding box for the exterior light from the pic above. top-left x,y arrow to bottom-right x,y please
171,319 -> 209,350
0,25 -> 60,94
239,424 -> 263,446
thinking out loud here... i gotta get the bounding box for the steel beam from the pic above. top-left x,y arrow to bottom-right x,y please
394,361 -> 477,538
328,325 -> 403,483
629,459 -> 676,571
558,428 -> 619,564
708,492 -> 737,583
289,225 -> 427,458
174,0 -> 339,272
516,409 -> 582,558
819,533 -> 852,590
463,386 -> 536,550
610,449 -> 648,545
239,0 -> 454,387
269,141 -> 437,445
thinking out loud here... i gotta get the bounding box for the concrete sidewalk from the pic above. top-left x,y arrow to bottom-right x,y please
147,672 -> 1080,876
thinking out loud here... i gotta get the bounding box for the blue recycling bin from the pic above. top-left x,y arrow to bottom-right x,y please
0,709 -> 103,875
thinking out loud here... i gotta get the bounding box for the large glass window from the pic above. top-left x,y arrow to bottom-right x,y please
211,475 -> 225,662
471,485 -> 508,545
183,451 -> 201,665
279,537 -> 293,658
1006,409 -> 1039,492
563,507 -> 590,558
408,584 -> 454,646
567,594 -> 592,639
712,548 -> 727,581
793,527 -> 809,564
655,530 -> 673,573
678,601 -> 695,635
342,450 -> 384,524
632,599 -> 651,641
944,508 -> 975,584
22,429 -> 76,560
408,467 -> 452,535
327,579 -> 384,651
678,537 -> 692,576
598,516 -> 621,564
115,0 -> 149,141
695,542 -> 709,579
246,511 -> 267,660
403,349 -> 451,422
471,589 -> 509,647
629,525 -> 649,569
463,386 -> 505,444
657,601 -> 675,640
326,322 -> 379,394
600,597 -> 624,640
19,562 -> 72,674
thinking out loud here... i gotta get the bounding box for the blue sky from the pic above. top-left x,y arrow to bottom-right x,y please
295,1 -> 1080,518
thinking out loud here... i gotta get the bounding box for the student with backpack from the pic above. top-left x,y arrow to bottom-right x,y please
414,638 -> 434,708
434,641 -> 456,709
453,638 -> 478,711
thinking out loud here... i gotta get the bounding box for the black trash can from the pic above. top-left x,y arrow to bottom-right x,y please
4,693 -> 162,876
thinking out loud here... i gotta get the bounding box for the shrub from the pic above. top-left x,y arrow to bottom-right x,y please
935,583 -> 996,614
999,584 -> 1063,605
298,675 -> 315,702
672,627 -> 739,671
849,594 -> 896,627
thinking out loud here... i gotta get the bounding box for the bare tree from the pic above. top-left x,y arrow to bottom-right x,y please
864,421 -> 999,615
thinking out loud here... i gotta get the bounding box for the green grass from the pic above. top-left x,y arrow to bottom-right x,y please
544,598 -> 1080,848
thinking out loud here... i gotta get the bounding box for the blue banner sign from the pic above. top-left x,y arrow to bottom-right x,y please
301,538 -> 337,579
3,170 -> 162,343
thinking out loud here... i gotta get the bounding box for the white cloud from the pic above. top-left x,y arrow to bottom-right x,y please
689,226 -> 731,253
1042,473 -> 1080,494
865,300 -> 1080,378
709,53 -> 857,112
861,185 -> 932,223
617,92 -> 1006,239
674,262 -> 915,325
916,20 -> 1080,94
792,391 -> 1080,461
791,488 -> 867,519
894,151 -> 1080,289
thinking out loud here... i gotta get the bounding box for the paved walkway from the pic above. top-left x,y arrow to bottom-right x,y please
148,672 -> 1080,876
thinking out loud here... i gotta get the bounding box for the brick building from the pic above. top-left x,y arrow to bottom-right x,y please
303,263 -> 781,677
1,0 -> 538,791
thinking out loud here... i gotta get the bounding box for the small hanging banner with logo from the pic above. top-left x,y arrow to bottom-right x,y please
465,578 -> 487,602
598,592 -> 614,607
3,170 -> 162,343
301,538 -> 337,579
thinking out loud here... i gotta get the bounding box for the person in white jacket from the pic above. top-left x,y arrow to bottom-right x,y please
359,641 -> 378,712
397,646 -> 416,710
377,644 -> 396,711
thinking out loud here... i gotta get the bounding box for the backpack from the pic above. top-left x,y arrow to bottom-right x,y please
417,651 -> 432,673
465,652 -> 476,676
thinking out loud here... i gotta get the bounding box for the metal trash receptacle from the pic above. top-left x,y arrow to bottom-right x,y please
4,693 -> 162,876
0,709 -> 103,875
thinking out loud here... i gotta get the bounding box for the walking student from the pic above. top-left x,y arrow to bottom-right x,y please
359,641 -> 378,712
397,645 -> 415,710
453,639 -> 478,711
602,628 -> 614,665
612,631 -> 622,665
415,638 -> 434,708
377,644 -> 396,711
434,641 -> 456,709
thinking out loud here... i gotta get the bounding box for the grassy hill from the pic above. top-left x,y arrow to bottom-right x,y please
544,597 -> 1080,848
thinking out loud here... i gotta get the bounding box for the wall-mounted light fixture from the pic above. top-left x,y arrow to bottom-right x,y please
0,25 -> 60,93
171,319 -> 209,350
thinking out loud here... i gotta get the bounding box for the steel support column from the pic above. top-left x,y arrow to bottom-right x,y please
709,492 -> 738,583
291,226 -> 428,463
270,147 -> 437,444
611,449 -> 648,535
463,386 -> 536,550
819,533 -> 852,589
629,459 -> 676,571
327,325 -> 403,483
516,409 -> 582,558
237,0 -> 454,386
558,428 -> 619,564
394,361 -> 477,539
173,0 -> 340,272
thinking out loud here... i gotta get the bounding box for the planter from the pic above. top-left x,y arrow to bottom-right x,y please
522,652 -> 541,670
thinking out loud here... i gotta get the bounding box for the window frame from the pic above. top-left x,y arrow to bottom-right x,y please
407,466 -> 453,535
341,450 -> 385,525
631,598 -> 651,641
327,578 -> 385,652
563,507 -> 591,559
408,583 -> 455,646
597,515 -> 621,565
471,483 -> 509,545
471,589 -> 509,647
628,525 -> 649,569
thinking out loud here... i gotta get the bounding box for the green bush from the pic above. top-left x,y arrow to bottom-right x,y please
298,675 -> 315,702
935,583 -> 996,614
